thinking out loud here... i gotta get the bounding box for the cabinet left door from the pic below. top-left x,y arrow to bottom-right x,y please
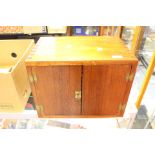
27,66 -> 82,117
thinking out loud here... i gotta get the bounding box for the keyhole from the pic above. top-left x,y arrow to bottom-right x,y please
11,52 -> 17,58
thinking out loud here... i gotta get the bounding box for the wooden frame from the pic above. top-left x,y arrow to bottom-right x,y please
99,26 -> 123,37
66,26 -> 72,36
131,26 -> 145,56
98,26 -> 105,36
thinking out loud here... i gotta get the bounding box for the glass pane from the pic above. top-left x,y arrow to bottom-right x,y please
121,26 -> 136,49
140,26 -> 155,64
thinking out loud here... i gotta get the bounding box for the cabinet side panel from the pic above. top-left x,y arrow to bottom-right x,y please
82,64 -> 131,116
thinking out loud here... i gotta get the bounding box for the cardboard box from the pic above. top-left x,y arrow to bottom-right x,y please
0,40 -> 34,112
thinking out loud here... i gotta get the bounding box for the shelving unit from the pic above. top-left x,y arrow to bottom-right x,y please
99,26 -> 122,37
67,26 -> 123,37
0,26 -> 68,43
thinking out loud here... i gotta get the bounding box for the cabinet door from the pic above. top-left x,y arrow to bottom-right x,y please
82,65 -> 132,116
31,66 -> 82,116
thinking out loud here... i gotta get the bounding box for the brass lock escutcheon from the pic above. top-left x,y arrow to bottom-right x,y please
75,91 -> 81,100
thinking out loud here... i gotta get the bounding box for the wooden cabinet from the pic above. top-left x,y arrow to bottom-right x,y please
26,36 -> 138,118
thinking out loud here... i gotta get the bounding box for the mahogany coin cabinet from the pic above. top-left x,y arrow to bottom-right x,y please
25,36 -> 138,117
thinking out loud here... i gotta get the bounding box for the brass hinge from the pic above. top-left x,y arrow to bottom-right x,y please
36,105 -> 44,114
126,73 -> 134,82
29,72 -> 37,83
29,74 -> 34,83
118,104 -> 126,112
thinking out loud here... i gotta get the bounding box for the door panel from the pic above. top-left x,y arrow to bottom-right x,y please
32,66 -> 82,116
82,65 -> 131,116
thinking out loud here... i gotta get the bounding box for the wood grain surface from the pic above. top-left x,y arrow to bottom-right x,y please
31,66 -> 82,116
82,64 -> 132,116
25,36 -> 137,66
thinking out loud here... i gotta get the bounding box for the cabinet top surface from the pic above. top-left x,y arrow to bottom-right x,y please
26,36 -> 137,66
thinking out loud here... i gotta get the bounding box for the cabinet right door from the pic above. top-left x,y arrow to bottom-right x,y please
82,64 -> 133,116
